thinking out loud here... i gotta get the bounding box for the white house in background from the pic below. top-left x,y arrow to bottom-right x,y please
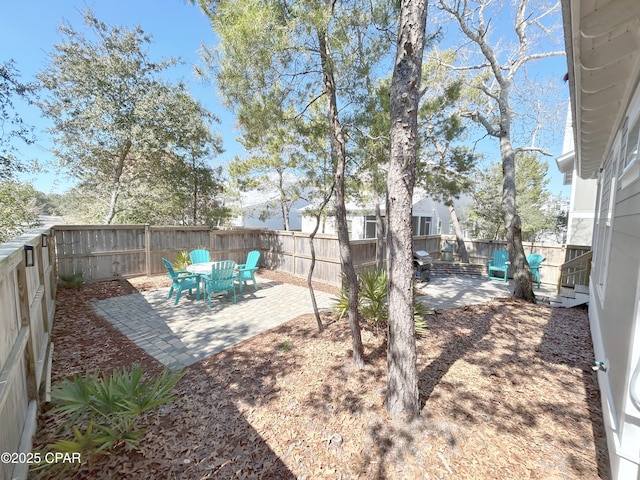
230,191 -> 308,230
555,103 -> 598,245
562,1 -> 640,478
300,188 -> 468,240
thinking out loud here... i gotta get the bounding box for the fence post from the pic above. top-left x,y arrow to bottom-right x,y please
145,225 -> 151,276
292,231 -> 297,277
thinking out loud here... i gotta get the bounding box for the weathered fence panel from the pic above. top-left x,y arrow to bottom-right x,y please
54,225 -> 585,288
0,228 -> 56,480
440,235 -> 588,287
55,226 -> 268,281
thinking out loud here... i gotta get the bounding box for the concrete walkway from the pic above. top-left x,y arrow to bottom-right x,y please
93,276 -> 335,369
415,274 -> 558,310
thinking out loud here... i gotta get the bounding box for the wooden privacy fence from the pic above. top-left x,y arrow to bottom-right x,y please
54,225 -> 263,281
0,228 -> 56,480
54,225 -> 582,288
53,225 -> 447,285
441,235 -> 586,288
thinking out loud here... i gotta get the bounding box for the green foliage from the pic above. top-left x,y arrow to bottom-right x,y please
58,272 -> 86,289
173,251 -> 191,271
0,181 -> 41,243
358,269 -> 388,324
333,269 -> 428,336
276,340 -> 294,353
37,10 -> 224,225
45,365 -> 184,471
1,59 -> 37,181
465,153 -> 560,241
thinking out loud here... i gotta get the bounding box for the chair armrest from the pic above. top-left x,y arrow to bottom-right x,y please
182,273 -> 199,280
487,260 -> 495,267
237,266 -> 258,273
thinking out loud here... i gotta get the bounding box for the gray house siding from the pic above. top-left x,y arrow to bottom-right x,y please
588,89 -> 640,479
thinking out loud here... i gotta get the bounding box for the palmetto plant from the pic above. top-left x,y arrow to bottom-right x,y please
46,365 -> 184,466
333,268 -> 430,335
58,271 -> 86,289
173,250 -> 191,271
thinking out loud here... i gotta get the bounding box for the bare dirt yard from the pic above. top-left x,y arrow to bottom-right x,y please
31,270 -> 609,479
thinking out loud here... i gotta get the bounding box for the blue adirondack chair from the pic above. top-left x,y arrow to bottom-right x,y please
189,249 -> 210,264
202,260 -> 237,306
526,253 -> 545,288
235,250 -> 260,293
487,250 -> 509,282
162,258 -> 200,305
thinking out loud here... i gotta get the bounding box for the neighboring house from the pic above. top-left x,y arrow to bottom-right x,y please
300,189 -> 468,240
555,104 -> 598,245
230,188 -> 309,231
562,1 -> 640,478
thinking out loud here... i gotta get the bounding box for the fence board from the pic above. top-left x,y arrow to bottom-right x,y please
0,229 -> 55,480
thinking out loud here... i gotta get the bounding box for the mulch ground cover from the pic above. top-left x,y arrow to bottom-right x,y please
30,270 -> 609,479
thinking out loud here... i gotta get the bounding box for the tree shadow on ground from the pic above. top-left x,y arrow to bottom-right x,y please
536,305 -> 610,479
33,279 -> 297,479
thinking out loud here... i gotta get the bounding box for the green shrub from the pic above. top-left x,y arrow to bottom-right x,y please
333,268 -> 429,336
42,365 -> 184,473
173,250 -> 191,270
276,340 -> 294,353
58,272 -> 86,289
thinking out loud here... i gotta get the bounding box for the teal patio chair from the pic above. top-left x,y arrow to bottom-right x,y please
236,250 -> 260,293
526,253 -> 545,288
189,249 -> 210,264
162,258 -> 200,305
487,250 -> 509,282
202,260 -> 237,307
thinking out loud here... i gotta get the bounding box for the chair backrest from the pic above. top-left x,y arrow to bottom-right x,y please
209,260 -> 236,291
189,249 -> 210,264
492,250 -> 509,267
526,253 -> 545,269
162,258 -> 178,279
245,250 -> 260,269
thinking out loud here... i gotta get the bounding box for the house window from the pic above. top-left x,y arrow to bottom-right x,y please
620,115 -> 640,189
364,215 -> 384,239
412,216 -> 431,236
595,152 -> 616,296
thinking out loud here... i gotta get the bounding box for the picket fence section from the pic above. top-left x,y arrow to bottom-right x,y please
0,228 -> 56,480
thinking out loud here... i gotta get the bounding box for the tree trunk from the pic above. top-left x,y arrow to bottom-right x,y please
500,131 -> 535,302
375,200 -> 385,270
448,194 -> 469,263
105,140 -> 131,224
278,170 -> 291,230
307,184 -> 335,333
192,156 -> 199,225
386,0 -> 428,420
318,26 -> 365,368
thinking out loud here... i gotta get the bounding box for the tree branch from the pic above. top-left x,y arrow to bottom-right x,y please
461,110 -> 500,137
514,146 -> 553,156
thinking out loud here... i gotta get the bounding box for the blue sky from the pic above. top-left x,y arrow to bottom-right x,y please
2,1 -> 570,197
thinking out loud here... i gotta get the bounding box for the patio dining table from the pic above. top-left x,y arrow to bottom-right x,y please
186,261 -> 237,301
186,261 -> 224,276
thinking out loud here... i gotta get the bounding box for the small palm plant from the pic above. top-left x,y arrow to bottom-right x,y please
333,268 -> 429,336
173,250 -> 191,271
58,271 -> 86,289
42,365 -> 184,474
